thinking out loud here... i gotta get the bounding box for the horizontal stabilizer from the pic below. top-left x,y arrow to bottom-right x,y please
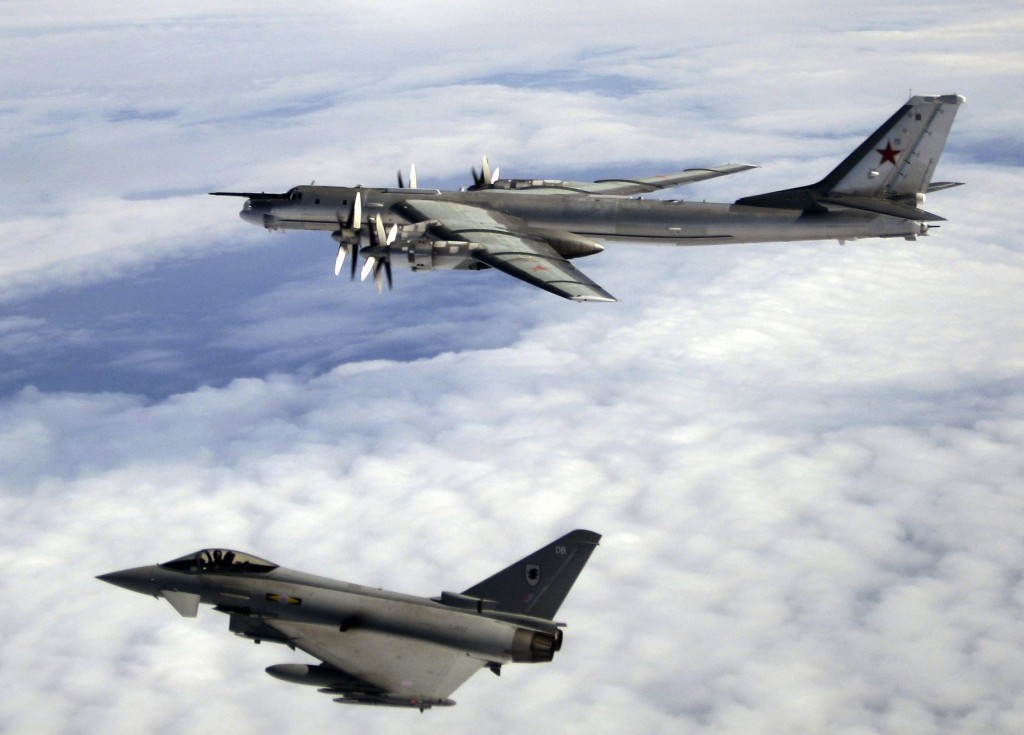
818,193 -> 946,222
927,181 -> 965,193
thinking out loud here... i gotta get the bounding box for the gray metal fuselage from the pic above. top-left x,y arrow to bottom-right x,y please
244,185 -> 923,247
105,562 -> 554,663
220,96 -> 965,300
101,533 -> 601,708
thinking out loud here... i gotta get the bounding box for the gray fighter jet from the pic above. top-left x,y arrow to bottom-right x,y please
213,94 -> 964,302
98,529 -> 600,710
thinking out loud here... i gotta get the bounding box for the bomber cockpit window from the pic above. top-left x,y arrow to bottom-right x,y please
160,549 -> 278,574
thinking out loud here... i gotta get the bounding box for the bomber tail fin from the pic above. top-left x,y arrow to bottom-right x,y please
736,94 -> 965,221
460,529 -> 600,620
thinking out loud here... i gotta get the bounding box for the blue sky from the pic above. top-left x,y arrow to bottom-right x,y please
2,3 -> 1024,734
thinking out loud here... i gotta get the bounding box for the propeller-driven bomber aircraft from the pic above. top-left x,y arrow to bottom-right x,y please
213,94 -> 964,302
98,530 -> 601,711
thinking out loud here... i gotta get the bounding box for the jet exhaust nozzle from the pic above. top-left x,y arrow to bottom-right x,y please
510,627 -> 561,663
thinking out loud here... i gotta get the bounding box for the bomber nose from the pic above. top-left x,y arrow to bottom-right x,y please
97,566 -> 157,595
239,201 -> 265,225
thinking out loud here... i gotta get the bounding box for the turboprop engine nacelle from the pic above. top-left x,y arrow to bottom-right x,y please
386,222 -> 604,272
382,236 -> 481,272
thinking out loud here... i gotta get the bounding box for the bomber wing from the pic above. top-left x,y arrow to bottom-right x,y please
265,619 -> 486,709
398,199 -> 617,302
569,163 -> 756,195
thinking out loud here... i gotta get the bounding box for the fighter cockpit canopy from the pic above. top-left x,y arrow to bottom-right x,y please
159,549 -> 278,574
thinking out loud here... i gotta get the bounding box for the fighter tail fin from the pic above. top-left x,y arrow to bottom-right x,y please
460,529 -> 601,620
736,94 -> 965,221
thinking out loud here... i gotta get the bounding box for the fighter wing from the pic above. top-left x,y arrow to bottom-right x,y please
398,199 -> 617,302
576,163 -> 756,195
265,619 -> 486,708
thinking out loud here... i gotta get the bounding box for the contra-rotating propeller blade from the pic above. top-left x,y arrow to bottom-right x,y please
471,156 -> 499,189
397,164 -> 417,190
360,254 -> 376,281
361,216 -> 398,291
332,191 -> 362,276
351,190 -> 362,228
333,230 -> 347,275
484,156 -> 498,185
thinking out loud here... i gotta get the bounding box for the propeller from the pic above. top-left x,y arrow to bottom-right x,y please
331,191 -> 362,278
333,229 -> 347,275
360,215 -> 398,292
471,155 -> 500,189
397,163 -> 417,189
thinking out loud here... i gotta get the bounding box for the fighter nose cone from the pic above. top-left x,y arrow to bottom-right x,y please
97,566 -> 155,595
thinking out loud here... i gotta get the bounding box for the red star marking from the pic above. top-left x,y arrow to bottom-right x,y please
529,264 -> 549,272
876,140 -> 901,165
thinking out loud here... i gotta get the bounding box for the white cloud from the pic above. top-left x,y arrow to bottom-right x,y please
3,230 -> 1023,732
1,2 -> 1023,734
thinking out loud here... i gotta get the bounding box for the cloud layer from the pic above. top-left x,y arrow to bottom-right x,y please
2,3 -> 1023,735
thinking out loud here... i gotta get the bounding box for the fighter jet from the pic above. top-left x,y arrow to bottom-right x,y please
98,529 -> 600,711
212,94 -> 965,302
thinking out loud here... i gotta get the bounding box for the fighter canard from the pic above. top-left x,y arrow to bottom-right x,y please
98,530 -> 600,711
212,94 -> 964,302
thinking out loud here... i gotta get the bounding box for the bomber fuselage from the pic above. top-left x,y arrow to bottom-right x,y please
240,184 -> 925,247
